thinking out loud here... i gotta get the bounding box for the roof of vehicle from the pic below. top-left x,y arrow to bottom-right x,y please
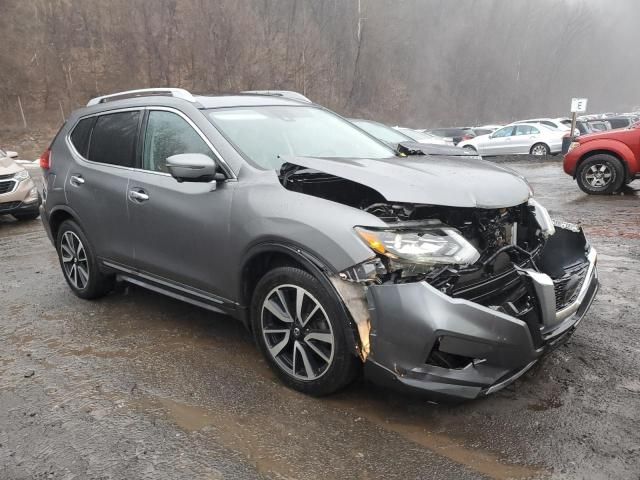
194,94 -> 310,108
84,88 -> 313,112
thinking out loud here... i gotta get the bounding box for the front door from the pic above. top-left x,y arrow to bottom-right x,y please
127,109 -> 234,297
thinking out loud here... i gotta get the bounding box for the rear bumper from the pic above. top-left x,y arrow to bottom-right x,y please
364,228 -> 598,401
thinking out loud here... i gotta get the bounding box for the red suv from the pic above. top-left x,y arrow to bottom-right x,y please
564,124 -> 640,194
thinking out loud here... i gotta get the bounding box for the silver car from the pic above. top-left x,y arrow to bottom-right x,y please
40,89 -> 598,401
458,123 -> 565,156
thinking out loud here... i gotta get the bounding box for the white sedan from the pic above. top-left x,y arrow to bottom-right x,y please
457,123 -> 565,156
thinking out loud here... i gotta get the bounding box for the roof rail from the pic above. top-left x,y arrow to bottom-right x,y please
87,88 -> 197,106
241,90 -> 312,103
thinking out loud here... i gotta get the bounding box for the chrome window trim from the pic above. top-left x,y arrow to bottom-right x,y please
65,106 -> 142,173
65,106 -> 237,180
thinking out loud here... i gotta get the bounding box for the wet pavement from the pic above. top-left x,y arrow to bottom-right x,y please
1,161 -> 639,479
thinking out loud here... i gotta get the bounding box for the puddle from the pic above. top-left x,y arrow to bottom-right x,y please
134,396 -> 298,479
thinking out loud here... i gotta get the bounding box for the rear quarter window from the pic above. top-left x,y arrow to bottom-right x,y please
69,117 -> 96,157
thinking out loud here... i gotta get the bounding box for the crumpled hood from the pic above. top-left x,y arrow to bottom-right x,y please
280,155 -> 531,209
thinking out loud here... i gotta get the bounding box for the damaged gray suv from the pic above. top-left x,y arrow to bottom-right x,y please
40,88 -> 599,400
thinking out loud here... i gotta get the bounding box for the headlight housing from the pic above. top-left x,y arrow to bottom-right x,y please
355,225 -> 480,267
14,169 -> 29,181
568,141 -> 580,152
528,198 -> 555,238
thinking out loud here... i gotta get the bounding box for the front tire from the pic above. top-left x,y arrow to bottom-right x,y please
251,266 -> 360,396
463,145 -> 477,154
56,220 -> 114,299
576,154 -> 625,195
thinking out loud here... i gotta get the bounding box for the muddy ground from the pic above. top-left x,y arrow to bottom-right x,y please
1,161 -> 639,480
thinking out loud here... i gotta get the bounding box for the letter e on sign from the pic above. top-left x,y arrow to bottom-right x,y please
571,98 -> 588,113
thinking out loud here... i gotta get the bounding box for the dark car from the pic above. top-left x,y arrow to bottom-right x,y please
426,128 -> 476,145
39,88 -> 598,401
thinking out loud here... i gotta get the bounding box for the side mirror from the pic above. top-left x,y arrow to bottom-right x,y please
166,153 -> 220,184
6,150 -> 18,159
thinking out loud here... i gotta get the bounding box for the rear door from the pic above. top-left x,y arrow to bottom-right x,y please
126,108 -> 234,296
513,125 -> 539,154
65,110 -> 141,264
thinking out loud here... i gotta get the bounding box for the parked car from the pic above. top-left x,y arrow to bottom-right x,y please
426,127 -> 475,145
393,126 -> 452,145
458,123 -> 565,156
513,118 -> 571,131
40,88 -> 598,401
601,115 -> 638,130
349,119 -> 478,158
586,120 -> 611,132
472,125 -> 502,137
564,123 -> 640,194
0,148 -> 41,220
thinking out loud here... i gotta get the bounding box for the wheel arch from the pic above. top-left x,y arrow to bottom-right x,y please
573,149 -> 630,179
573,141 -> 635,180
48,205 -> 85,242
239,242 -> 361,357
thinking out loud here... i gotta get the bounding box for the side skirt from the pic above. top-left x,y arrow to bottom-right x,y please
101,259 -> 238,318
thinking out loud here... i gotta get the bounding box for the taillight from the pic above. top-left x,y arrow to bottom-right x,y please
39,149 -> 51,170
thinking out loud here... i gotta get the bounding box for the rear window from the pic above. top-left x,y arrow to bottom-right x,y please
69,117 -> 96,157
88,111 -> 140,167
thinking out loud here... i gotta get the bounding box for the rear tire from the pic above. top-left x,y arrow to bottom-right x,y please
530,143 -> 550,156
56,219 -> 114,299
576,154 -> 625,195
251,266 -> 360,396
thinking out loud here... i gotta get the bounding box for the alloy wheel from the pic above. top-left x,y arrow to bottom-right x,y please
261,284 -> 335,381
531,144 -> 548,156
584,163 -> 613,188
60,231 -> 90,289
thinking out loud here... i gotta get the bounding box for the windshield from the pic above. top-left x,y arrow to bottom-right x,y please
207,106 -> 394,169
352,120 -> 411,144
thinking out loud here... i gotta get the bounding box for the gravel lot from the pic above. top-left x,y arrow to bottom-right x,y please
1,160 -> 639,479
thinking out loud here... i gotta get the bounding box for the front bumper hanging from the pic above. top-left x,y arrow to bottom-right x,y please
363,226 -> 599,401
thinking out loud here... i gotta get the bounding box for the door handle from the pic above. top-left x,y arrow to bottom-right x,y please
70,175 -> 85,186
128,189 -> 149,202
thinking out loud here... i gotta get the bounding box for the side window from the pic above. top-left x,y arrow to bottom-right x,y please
515,125 -> 538,135
541,121 -> 556,128
88,111 -> 140,167
143,111 -> 213,173
492,126 -> 513,138
69,117 -> 96,157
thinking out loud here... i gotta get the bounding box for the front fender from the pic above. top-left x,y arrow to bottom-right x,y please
569,139 -> 636,177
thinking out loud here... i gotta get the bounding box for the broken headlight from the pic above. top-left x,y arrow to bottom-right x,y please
528,198 -> 555,238
355,225 -> 480,267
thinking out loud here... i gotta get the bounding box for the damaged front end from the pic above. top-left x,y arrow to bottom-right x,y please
338,200 -> 597,400
279,159 -> 598,400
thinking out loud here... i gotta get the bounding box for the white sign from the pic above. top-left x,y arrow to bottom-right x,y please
571,98 -> 588,113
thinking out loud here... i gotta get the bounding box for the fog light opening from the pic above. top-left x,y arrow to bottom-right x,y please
425,338 -> 474,370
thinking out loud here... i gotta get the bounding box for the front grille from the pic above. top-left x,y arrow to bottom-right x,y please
0,179 -> 16,194
0,201 -> 21,211
0,173 -> 14,180
553,262 -> 589,310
